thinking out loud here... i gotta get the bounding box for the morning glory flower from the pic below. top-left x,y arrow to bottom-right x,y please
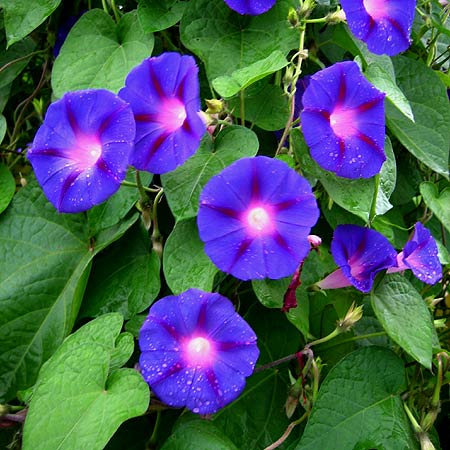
317,224 -> 397,293
301,61 -> 386,179
224,0 -> 276,15
139,289 -> 259,415
28,89 -> 135,213
340,0 -> 416,56
119,52 -> 206,174
197,156 -> 319,280
387,222 -> 442,284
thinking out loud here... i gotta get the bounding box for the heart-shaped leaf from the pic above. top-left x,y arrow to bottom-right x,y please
52,9 -> 154,97
22,314 -> 149,450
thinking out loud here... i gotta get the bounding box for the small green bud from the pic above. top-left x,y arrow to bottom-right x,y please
326,8 -> 346,25
337,302 -> 363,332
205,98 -> 224,115
288,7 -> 299,27
298,0 -> 315,19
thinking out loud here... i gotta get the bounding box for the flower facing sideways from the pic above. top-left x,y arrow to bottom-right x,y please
317,224 -> 397,293
197,156 -> 319,280
28,89 -> 135,213
301,61 -> 386,179
340,0 -> 416,56
223,0 -> 276,15
387,222 -> 442,284
119,52 -> 206,174
139,289 -> 259,414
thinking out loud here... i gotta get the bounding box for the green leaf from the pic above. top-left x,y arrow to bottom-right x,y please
163,218 -> 218,294
162,126 -> 259,221
228,82 -> 290,131
80,223 -> 160,319
252,277 -> 290,309
22,314 -> 149,450
296,346 -> 418,450
52,9 -> 154,97
0,178 -> 138,401
161,419 -> 239,450
137,0 -> 186,32
371,274 -> 434,368
293,129 -> 396,222
386,57 -> 450,178
0,115 -> 6,144
0,0 -> 61,47
0,36 -> 36,88
0,163 -> 15,214
364,57 -> 414,121
420,181 -> 450,234
180,0 -> 297,82
0,181 -> 92,401
212,51 -> 289,98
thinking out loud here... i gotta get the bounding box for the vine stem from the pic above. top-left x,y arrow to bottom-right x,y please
263,412 -> 308,450
0,49 -> 47,75
275,23 -> 307,155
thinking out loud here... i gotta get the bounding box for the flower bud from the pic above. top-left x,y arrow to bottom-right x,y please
326,8 -> 346,25
308,234 -> 322,249
338,303 -> 363,332
298,0 -> 315,19
205,99 -> 224,115
288,7 -> 299,27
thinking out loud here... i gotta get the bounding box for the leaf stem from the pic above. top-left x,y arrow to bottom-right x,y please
121,180 -> 160,193
109,0 -> 121,22
240,88 -> 246,125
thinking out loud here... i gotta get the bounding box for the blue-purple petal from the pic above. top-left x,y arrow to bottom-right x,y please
223,0 -> 276,15
402,223 -> 442,284
198,156 -> 319,280
119,52 -> 205,174
28,89 -> 135,213
138,289 -> 259,414
301,61 -> 386,179
341,0 -> 415,56
331,224 -> 397,292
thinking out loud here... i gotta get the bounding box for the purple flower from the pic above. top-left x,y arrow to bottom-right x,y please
387,222 -> 442,284
340,0 -> 415,56
197,156 -> 319,280
224,0 -> 276,15
317,224 -> 397,293
139,289 -> 259,414
301,61 -> 386,179
28,89 -> 135,213
119,53 -> 206,174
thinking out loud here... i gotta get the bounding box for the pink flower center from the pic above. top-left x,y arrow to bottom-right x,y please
363,0 -> 388,20
185,336 -> 214,366
71,135 -> 102,169
329,107 -> 357,139
158,97 -> 187,132
245,206 -> 274,235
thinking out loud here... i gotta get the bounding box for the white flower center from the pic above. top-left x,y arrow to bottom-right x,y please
247,207 -> 270,231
